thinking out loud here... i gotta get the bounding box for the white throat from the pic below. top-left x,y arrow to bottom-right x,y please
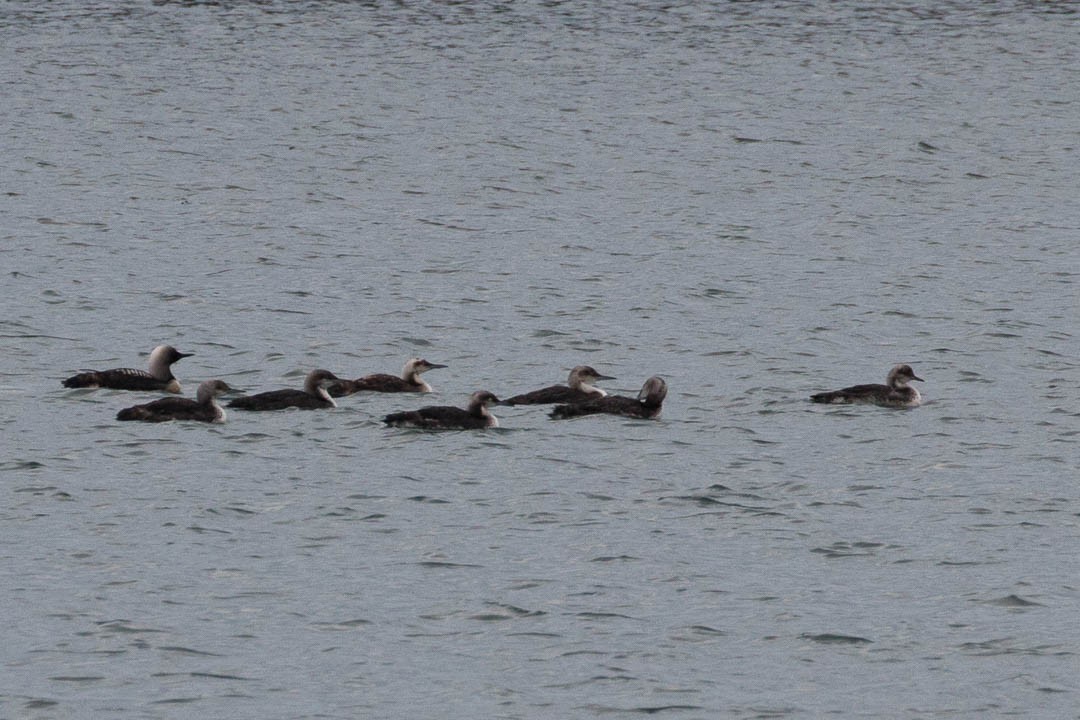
579,381 -> 606,397
316,386 -> 337,407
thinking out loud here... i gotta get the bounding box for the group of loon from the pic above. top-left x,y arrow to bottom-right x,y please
62,346 -> 673,428
62,345 -> 923,429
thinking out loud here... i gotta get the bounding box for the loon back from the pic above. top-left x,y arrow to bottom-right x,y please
550,395 -> 651,419
65,368 -> 180,393
383,406 -> 491,429
329,373 -> 420,397
810,384 -> 922,407
228,389 -> 334,411
504,385 -> 603,406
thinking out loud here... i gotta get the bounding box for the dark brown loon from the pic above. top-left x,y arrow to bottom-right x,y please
327,358 -> 447,397
227,369 -> 340,411
383,390 -> 505,429
550,376 -> 667,420
810,364 -> 923,408
117,380 -> 233,423
503,365 -> 614,405
62,344 -> 192,393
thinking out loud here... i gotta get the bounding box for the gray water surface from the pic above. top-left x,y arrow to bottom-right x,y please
3,1 -> 1079,717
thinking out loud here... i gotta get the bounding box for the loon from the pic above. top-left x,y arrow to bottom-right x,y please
62,344 -> 192,393
383,390 -> 505,429
327,357 -> 447,397
550,376 -> 667,420
503,365 -> 614,405
810,364 -> 923,408
227,369 -> 340,411
117,380 -> 233,423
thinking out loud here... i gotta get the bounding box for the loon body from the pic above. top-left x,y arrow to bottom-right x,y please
63,345 -> 192,393
228,369 -> 340,411
810,364 -> 923,408
117,380 -> 233,423
550,376 -> 667,420
384,390 -> 505,429
328,358 -> 447,397
504,365 -> 614,405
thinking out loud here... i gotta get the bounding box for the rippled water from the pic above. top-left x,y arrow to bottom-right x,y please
3,1 -> 1079,717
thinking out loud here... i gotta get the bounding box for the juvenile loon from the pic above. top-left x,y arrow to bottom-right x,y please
117,380 -> 233,423
328,357 -> 448,397
550,376 -> 667,420
383,390 -> 505,429
62,344 -> 192,393
504,365 -> 614,405
810,364 -> 923,408
228,369 -> 340,411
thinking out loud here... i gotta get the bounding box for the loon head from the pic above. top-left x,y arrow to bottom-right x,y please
637,376 -> 668,406
403,357 -> 448,378
887,364 -> 923,388
467,390 -> 505,410
303,369 -> 340,393
568,365 -> 614,385
195,379 -> 234,404
148,344 -> 193,378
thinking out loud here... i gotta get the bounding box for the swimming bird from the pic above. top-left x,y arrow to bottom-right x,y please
117,379 -> 233,423
327,357 -> 448,397
383,390 -> 505,429
503,365 -> 614,405
227,369 -> 340,411
810,364 -> 923,408
550,376 -> 667,420
62,344 -> 192,393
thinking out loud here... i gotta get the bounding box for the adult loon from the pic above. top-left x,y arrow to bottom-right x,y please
383,390 -> 505,429
327,357 -> 447,397
62,344 -> 192,393
228,369 -> 340,411
810,364 -> 923,408
117,380 -> 233,423
503,365 -> 614,405
550,376 -> 667,420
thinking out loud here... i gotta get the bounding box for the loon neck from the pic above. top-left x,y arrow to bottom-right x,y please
578,381 -> 606,397
406,374 -> 433,392
316,385 -> 337,407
